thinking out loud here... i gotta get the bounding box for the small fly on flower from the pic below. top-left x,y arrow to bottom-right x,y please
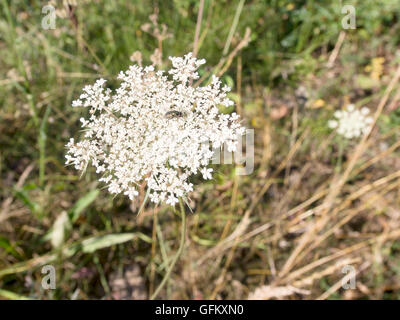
165,110 -> 186,119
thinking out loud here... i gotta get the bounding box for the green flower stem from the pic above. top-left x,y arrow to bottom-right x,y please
150,198 -> 186,300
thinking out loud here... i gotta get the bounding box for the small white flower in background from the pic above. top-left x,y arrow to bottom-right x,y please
66,53 -> 244,205
328,104 -> 373,139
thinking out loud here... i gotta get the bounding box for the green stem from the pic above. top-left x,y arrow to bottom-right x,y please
39,106 -> 51,187
150,198 -> 186,300
222,0 -> 245,56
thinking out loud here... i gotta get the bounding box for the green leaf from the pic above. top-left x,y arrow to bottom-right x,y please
79,233 -> 136,253
50,211 -> 70,249
0,236 -> 20,258
14,189 -> 41,216
69,189 -> 99,222
0,289 -> 31,300
355,74 -> 377,89
0,233 -> 141,278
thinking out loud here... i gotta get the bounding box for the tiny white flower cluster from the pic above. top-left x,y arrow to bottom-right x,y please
66,53 -> 244,205
328,104 -> 373,139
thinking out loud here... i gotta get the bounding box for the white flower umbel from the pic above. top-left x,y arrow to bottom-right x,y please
328,104 -> 373,139
66,53 -> 244,205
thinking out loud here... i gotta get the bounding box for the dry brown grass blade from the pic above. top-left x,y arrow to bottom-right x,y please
306,176 -> 400,252
316,262 -> 371,300
197,128 -> 310,265
279,228 -> 400,285
292,257 -> 361,288
327,31 -> 346,68
282,169 -> 400,277
248,284 -> 310,300
194,27 -> 251,87
278,63 -> 400,278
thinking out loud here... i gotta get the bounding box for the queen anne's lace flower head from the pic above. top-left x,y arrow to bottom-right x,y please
66,53 -> 244,205
328,104 -> 373,139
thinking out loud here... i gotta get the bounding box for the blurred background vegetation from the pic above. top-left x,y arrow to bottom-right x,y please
1,0 -> 400,300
